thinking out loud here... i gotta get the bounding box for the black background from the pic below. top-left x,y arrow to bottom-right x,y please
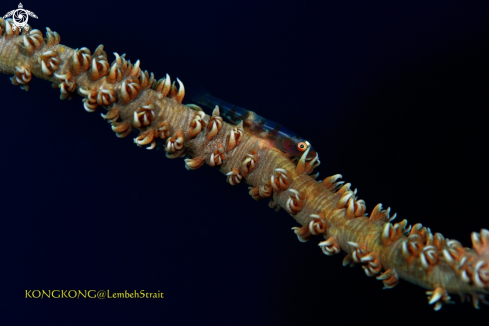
1,0 -> 489,324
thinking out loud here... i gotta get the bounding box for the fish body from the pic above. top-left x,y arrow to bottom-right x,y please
187,90 -> 317,159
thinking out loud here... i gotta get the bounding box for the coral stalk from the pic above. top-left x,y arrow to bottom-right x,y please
1,18 -> 488,310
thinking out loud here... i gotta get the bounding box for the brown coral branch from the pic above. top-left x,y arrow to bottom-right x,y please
1,18 -> 488,311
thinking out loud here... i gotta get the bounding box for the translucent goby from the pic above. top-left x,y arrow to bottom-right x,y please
186,85 -> 317,160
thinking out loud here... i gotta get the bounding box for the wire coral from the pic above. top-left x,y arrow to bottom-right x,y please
1,17 -> 488,312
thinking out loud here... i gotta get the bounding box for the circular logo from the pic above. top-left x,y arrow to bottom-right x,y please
12,9 -> 28,28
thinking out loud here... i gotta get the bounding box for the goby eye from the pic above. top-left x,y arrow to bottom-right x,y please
297,142 -> 308,152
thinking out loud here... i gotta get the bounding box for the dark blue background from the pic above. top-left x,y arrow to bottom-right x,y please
1,0 -> 488,324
